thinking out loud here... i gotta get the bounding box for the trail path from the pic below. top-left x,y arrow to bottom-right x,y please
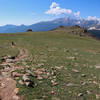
0,46 -> 28,100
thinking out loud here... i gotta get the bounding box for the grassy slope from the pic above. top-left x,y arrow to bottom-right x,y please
0,31 -> 100,100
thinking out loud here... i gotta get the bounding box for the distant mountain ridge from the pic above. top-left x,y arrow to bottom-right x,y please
0,17 -> 100,33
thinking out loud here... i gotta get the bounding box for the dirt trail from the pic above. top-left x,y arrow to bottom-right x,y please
0,46 -> 28,100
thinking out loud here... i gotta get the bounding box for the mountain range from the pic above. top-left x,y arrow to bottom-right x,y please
0,17 -> 100,33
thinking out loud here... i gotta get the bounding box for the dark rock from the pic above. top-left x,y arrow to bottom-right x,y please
27,29 -> 32,32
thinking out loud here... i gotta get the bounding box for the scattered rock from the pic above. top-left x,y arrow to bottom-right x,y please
12,72 -> 23,78
51,71 -> 56,76
22,74 -> 34,87
22,74 -> 30,82
37,75 -> 43,80
67,56 -> 77,60
47,72 -> 50,76
86,90 -> 91,94
95,65 -> 100,69
55,66 -> 63,70
26,70 -> 35,76
80,81 -> 86,86
93,81 -> 98,85
96,94 -> 100,99
72,69 -> 79,73
0,82 -> 6,88
14,88 -> 19,94
67,83 -> 78,87
13,95 -> 20,100
25,82 -> 31,86
51,90 -> 56,95
35,68 -> 46,75
18,80 -> 24,85
64,48 -> 69,52
37,63 -> 44,67
78,93 -> 83,97
6,59 -> 14,63
81,74 -> 86,77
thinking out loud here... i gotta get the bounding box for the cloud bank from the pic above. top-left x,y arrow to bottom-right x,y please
45,2 -> 100,22
45,2 -> 72,15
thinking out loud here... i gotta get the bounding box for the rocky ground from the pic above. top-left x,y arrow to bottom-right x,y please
0,30 -> 100,100
0,46 -> 28,100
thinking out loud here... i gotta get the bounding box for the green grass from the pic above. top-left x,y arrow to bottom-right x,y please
0,30 -> 100,100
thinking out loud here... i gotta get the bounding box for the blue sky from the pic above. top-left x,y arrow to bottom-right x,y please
0,0 -> 100,25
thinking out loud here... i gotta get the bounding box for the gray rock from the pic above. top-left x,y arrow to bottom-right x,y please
22,74 -> 30,82
6,59 -> 14,63
22,74 -> 34,87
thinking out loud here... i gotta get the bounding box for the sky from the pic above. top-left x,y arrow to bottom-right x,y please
0,0 -> 100,25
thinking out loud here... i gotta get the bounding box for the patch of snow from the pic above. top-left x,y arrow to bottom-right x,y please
88,27 -> 96,30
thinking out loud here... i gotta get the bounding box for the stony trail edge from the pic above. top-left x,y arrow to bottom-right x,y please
0,46 -> 28,100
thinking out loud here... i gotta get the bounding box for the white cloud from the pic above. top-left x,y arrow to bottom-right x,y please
45,2 -> 72,15
87,16 -> 100,24
87,16 -> 100,21
87,16 -> 97,20
74,11 -> 80,17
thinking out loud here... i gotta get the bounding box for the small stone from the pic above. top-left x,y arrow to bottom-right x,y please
0,83 -> 6,88
81,74 -> 86,77
67,83 -> 77,87
86,90 -> 91,94
40,68 -> 46,72
22,74 -> 30,82
25,82 -> 31,86
47,72 -> 50,76
67,56 -> 76,60
51,90 -> 56,95
95,65 -> 100,69
35,70 -> 43,75
26,70 -> 35,76
13,95 -> 20,100
25,81 -> 34,87
93,81 -> 98,85
6,59 -> 14,63
14,88 -> 19,94
72,69 -> 79,73
55,66 -> 63,70
53,82 -> 58,86
37,63 -> 44,67
96,94 -> 100,99
37,76 -> 43,80
80,81 -> 86,86
51,71 -> 56,76
18,80 -> 24,85
12,72 -> 23,78
78,93 -> 83,97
